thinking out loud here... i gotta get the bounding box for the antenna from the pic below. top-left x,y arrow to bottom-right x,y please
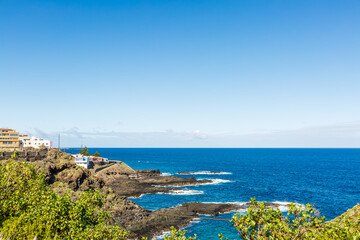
58,134 -> 60,149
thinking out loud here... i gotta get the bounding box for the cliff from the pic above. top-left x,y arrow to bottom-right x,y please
4,149 -> 358,239
9,149 -> 238,239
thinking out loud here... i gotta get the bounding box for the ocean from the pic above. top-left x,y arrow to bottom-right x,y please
65,148 -> 360,239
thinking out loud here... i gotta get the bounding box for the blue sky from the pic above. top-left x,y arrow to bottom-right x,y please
1,0 -> 360,147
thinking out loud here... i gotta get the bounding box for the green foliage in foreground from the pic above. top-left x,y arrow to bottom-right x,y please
0,160 -> 128,240
229,198 -> 360,240
164,227 -> 197,240
1,160 -> 359,240
163,198 -> 360,240
10,150 -> 18,160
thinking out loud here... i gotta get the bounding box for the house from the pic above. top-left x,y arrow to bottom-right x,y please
0,128 -> 20,148
72,154 -> 110,169
73,154 -> 90,169
89,156 -> 109,165
20,136 -> 52,149
19,135 -> 30,147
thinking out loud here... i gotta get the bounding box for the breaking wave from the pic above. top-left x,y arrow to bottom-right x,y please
200,201 -> 303,213
128,189 -> 204,198
272,201 -> 304,212
178,171 -> 232,175
164,179 -> 235,187
161,172 -> 173,176
162,189 -> 205,195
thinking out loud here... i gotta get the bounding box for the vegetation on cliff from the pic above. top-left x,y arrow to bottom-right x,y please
0,160 -> 128,240
1,149 -> 359,239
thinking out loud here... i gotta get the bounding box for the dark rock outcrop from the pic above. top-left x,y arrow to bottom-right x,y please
17,149 -> 290,239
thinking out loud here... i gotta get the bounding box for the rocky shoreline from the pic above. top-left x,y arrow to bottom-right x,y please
101,164 -> 213,198
2,149 -> 289,239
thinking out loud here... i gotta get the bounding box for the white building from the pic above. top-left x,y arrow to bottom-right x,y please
73,154 -> 90,169
20,136 -> 52,149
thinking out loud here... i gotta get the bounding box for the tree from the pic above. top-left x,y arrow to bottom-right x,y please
0,160 -> 128,240
80,146 -> 90,156
93,151 -> 101,157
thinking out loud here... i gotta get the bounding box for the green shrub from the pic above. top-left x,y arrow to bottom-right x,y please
0,160 -> 128,240
164,227 -> 197,240
10,150 -> 18,160
229,198 -> 360,240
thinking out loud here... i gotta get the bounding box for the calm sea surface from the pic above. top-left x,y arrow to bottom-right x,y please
65,148 -> 360,239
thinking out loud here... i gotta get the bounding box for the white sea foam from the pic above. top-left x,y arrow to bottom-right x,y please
178,171 -> 232,175
273,201 -> 292,205
272,201 -> 292,211
127,194 -> 145,199
161,189 -> 205,195
207,179 -> 234,185
154,230 -> 171,240
185,217 -> 201,228
154,218 -> 201,239
272,201 -> 304,211
192,178 -> 234,186
200,201 -> 304,213
164,179 -> 234,187
202,201 -> 247,206
128,189 -> 204,198
161,172 -> 173,176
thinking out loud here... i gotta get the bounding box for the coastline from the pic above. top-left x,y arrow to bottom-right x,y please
0,149 -> 244,238
2,148 -> 359,239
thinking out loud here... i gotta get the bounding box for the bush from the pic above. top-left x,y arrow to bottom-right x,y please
229,198 -> 360,240
164,227 -> 197,240
0,160 -> 128,240
10,150 -> 18,160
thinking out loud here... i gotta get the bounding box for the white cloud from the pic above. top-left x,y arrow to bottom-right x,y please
192,130 -> 207,140
23,121 -> 360,148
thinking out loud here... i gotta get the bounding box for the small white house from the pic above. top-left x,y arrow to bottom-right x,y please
20,136 -> 52,149
73,154 -> 90,169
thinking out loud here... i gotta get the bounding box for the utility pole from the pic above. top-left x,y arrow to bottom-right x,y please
58,134 -> 60,149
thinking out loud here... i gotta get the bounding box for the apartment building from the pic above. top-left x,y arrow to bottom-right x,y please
0,128 -> 20,148
20,136 -> 52,149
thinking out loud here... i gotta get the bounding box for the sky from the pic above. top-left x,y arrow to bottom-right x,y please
1,0 -> 360,147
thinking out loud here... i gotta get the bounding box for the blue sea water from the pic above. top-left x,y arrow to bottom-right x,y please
65,148 -> 360,239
